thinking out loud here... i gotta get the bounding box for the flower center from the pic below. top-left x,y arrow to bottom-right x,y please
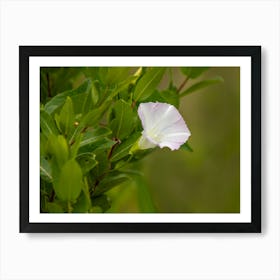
146,129 -> 162,143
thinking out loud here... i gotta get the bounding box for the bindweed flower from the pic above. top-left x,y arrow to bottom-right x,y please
137,102 -> 191,151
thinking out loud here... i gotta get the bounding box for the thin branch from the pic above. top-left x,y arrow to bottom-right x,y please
107,138 -> 121,160
178,76 -> 189,93
46,72 -> 51,98
49,189 -> 55,202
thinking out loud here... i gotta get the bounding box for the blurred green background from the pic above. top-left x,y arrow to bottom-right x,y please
107,67 -> 240,213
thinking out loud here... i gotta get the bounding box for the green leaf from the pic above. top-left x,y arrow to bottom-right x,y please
129,148 -> 154,162
110,132 -> 141,162
68,100 -> 110,145
54,114 -> 62,133
46,134 -> 69,177
91,195 -> 111,212
70,133 -> 82,159
40,157 -> 52,183
161,86 -> 180,108
93,172 -> 130,196
180,76 -> 224,97
53,159 -> 83,202
48,135 -> 69,167
42,67 -> 83,98
76,153 -> 98,174
40,133 -> 48,157
59,96 -> 75,137
72,191 -> 91,213
109,99 -> 135,140
40,70 -> 49,104
135,176 -> 156,213
79,127 -> 112,148
82,81 -> 99,113
180,141 -> 193,152
107,75 -> 139,102
115,68 -> 143,101
133,67 -> 165,101
40,180 -> 53,210
40,110 -> 59,137
83,176 -> 92,209
78,138 -> 116,155
145,87 -> 179,108
45,202 -> 64,213
91,82 -> 99,105
90,207 -> 103,213
44,79 -> 92,115
99,67 -> 130,85
90,151 -> 110,179
82,100 -> 111,127
82,67 -> 99,80
180,67 -> 209,79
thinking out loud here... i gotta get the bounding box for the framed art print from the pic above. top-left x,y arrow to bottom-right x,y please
19,46 -> 261,233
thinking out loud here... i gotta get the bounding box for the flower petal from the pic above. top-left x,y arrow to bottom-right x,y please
137,102 -> 191,150
151,105 -> 183,133
158,141 -> 184,151
138,102 -> 164,131
138,133 -> 157,149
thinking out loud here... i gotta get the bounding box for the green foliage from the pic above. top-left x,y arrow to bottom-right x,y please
181,67 -> 209,79
110,132 -> 141,162
135,175 -> 156,213
47,134 -> 69,168
55,96 -> 75,137
40,110 -> 59,137
72,191 -> 91,213
76,153 -> 98,174
82,81 -> 99,113
40,70 -> 49,104
40,66 -> 223,213
91,195 -> 111,213
145,86 -> 179,108
44,79 -> 92,115
45,202 -> 64,213
78,127 -> 113,155
53,159 -> 83,202
133,67 -> 166,101
98,67 -> 131,85
180,76 -> 224,97
40,157 -> 53,183
68,100 -> 111,145
109,99 -> 136,140
93,171 -> 131,196
180,141 -> 193,152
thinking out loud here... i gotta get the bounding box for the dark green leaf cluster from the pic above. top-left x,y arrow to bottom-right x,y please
40,67 -> 222,213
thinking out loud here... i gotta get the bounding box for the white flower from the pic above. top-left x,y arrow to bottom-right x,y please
137,102 -> 191,151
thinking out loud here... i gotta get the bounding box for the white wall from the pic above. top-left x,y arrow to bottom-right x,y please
0,0 -> 279,279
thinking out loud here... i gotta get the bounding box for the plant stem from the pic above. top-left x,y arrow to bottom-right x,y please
114,154 -> 134,170
84,177 -> 92,208
178,76 -> 189,93
169,68 -> 173,86
67,201 -> 72,213
46,72 -> 51,97
98,86 -> 108,106
49,189 -> 55,202
107,138 -> 121,159
131,100 -> 136,109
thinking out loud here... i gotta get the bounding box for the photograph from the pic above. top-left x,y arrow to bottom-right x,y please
39,66 -> 239,214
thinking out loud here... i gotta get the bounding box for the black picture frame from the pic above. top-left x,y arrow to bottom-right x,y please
20,46 -> 261,233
